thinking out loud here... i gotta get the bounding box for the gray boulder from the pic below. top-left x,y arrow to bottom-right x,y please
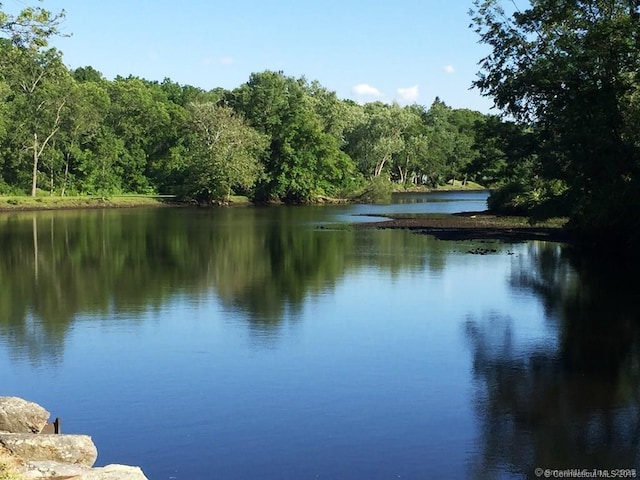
83,464 -> 149,480
0,398 -> 147,480
0,397 -> 50,433
0,433 -> 98,466
18,455 -> 148,480
23,460 -> 89,479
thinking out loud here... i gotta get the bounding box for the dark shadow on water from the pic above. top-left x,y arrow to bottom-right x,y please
465,243 -> 640,479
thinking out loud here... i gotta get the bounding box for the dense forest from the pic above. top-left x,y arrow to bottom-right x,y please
2,1 -> 640,252
0,3 -> 501,205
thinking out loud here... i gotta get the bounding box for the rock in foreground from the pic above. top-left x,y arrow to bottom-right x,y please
0,397 -> 50,434
84,464 -> 149,480
0,397 -> 148,480
21,462 -> 149,480
0,433 -> 98,466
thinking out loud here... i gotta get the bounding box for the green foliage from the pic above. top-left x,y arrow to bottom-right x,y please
0,2 -> 69,199
0,179 -> 22,195
421,98 -> 456,182
104,77 -> 171,193
229,71 -> 358,202
179,103 -> 267,203
1,4 -> 513,205
344,101 -> 407,178
466,115 -> 528,187
86,128 -> 126,197
488,178 -> 570,218
0,2 -> 70,196
72,65 -> 104,83
350,176 -> 394,203
0,2 -> 66,50
343,98 -> 487,189
472,0 -> 640,247
54,78 -> 110,195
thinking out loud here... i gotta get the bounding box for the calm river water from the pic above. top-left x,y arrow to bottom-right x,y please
1,191 -> 639,479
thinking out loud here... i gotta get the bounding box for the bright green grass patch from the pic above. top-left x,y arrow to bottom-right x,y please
0,195 -> 175,211
394,180 -> 487,193
433,180 -> 487,191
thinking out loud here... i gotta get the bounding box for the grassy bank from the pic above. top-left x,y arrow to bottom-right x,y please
396,180 -> 487,193
0,183 -> 484,212
432,180 -> 487,191
0,195 -> 175,212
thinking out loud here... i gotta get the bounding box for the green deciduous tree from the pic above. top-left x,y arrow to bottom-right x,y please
0,2 -> 69,196
345,102 -> 410,179
102,77 -> 186,193
472,0 -> 640,245
0,2 -> 66,48
465,115 -> 511,187
383,104 -> 430,187
0,42 -> 70,196
180,103 -> 267,203
448,107 -> 485,184
57,79 -> 110,195
229,71 -> 356,202
72,65 -> 103,84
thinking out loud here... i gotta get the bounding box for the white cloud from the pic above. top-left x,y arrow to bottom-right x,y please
397,85 -> 419,103
219,56 -> 234,66
444,65 -> 455,74
352,83 -> 382,97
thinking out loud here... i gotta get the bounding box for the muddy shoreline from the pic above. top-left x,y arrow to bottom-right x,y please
357,211 -> 572,244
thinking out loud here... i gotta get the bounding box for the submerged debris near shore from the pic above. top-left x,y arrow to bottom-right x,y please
356,211 -> 571,244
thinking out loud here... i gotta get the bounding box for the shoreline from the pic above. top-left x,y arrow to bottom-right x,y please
0,196 -> 571,245
0,186 -> 487,213
0,195 -> 178,213
0,196 -> 572,245
356,211 -> 572,244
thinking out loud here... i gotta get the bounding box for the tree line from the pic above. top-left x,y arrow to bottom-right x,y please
0,2 -> 509,204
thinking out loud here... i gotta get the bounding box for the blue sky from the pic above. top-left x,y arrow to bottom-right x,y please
8,0 -> 497,112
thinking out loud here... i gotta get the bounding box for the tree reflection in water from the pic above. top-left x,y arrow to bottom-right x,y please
0,208 -> 447,361
465,242 -> 640,479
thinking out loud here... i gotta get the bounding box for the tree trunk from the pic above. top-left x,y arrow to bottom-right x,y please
61,154 -> 69,197
31,133 -> 39,197
397,164 -> 406,185
30,101 -> 65,197
374,157 -> 387,177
